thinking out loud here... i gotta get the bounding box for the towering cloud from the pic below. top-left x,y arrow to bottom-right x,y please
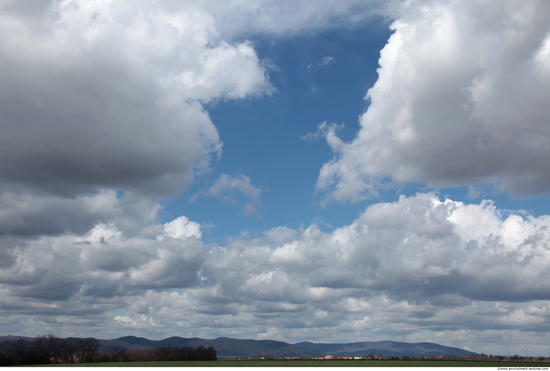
316,0 -> 550,202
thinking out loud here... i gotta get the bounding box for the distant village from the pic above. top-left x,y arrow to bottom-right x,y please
218,354 -> 550,362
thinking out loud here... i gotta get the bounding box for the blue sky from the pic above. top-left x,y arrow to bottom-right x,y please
1,0 -> 550,357
165,23 -> 550,244
162,26 -> 392,243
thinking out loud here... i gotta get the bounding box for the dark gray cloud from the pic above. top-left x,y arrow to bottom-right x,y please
0,34 -> 217,196
0,1 -> 272,199
0,1 -> 271,237
0,189 -> 165,237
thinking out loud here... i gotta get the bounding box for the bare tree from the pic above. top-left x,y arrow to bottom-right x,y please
58,338 -> 77,364
75,338 -> 100,363
33,334 -> 60,363
111,346 -> 128,362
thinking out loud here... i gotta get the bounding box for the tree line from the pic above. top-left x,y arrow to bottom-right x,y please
0,334 -> 100,365
0,334 -> 217,366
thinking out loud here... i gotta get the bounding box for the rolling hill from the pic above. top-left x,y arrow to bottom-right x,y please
294,340 -> 477,357
0,335 -> 477,358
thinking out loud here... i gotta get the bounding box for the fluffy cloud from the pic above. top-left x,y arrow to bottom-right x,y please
2,194 -> 550,354
148,194 -> 550,353
0,0 -> 373,240
0,215 -> 204,314
159,215 -> 202,240
0,0 -> 277,241
316,0 -> 550,202
0,1 -> 271,198
2,0 -> 549,357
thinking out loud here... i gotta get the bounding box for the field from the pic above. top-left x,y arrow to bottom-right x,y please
35,359 -> 550,367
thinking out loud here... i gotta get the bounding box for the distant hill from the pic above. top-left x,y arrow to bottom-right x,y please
0,335 -> 476,358
99,335 -> 206,351
101,336 -> 320,357
93,337 -> 479,357
0,335 -> 36,343
295,340 -> 477,357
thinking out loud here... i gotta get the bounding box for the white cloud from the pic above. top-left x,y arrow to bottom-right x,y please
316,0 -> 550,202
160,215 -> 202,240
1,0 -> 550,357
193,193 -> 550,350
1,193 -> 550,354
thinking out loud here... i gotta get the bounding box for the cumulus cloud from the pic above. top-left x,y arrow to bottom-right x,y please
0,1 -> 271,199
159,215 -> 202,241
0,214 -> 205,312
2,0 -> 550,357
0,0 -> 381,235
0,189 -> 163,237
316,0 -> 550,202
0,0 -> 278,240
169,194 -> 550,352
2,194 -> 550,354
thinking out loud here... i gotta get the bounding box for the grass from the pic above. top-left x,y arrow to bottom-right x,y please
33,359 -> 550,367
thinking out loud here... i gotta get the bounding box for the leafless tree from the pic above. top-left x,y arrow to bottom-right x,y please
75,338 -> 100,363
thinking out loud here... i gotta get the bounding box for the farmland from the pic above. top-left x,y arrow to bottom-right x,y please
36,359 -> 550,367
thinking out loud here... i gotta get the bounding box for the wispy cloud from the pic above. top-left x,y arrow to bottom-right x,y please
319,56 -> 335,66
192,174 -> 263,217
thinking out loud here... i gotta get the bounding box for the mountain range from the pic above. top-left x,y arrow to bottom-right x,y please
294,340 -> 476,357
0,335 -> 476,357
0,335 -> 475,358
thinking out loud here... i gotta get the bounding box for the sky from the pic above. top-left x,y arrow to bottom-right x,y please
1,0 -> 550,357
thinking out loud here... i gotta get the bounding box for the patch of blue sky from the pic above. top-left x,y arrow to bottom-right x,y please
160,20 -> 550,244
161,27 -> 392,243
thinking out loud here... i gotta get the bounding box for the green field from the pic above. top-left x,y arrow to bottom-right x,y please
34,359 -> 550,367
